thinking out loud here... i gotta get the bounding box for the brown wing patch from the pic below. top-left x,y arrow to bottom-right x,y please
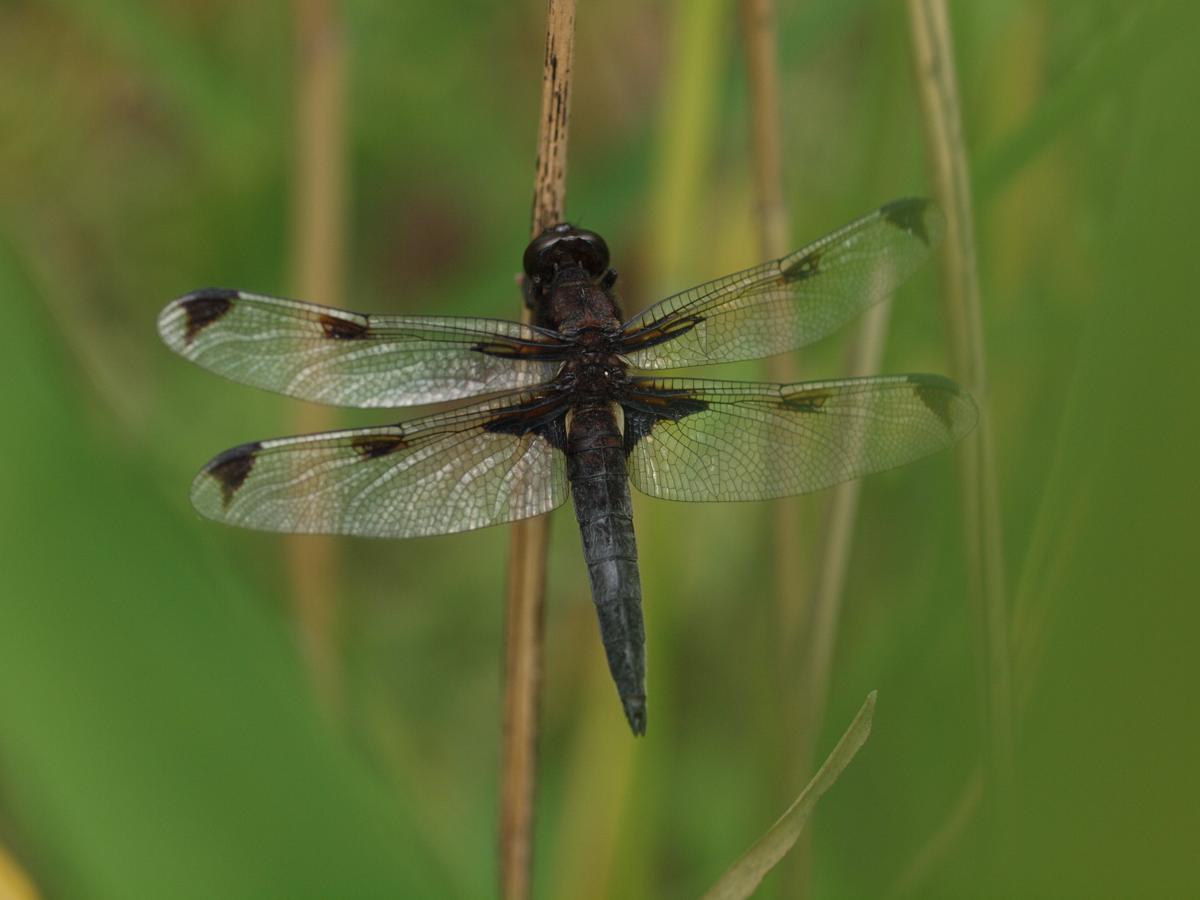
319,313 -> 369,340
881,198 -> 933,245
350,433 -> 407,459
621,386 -> 709,455
471,338 -> 573,361
909,375 -> 958,430
481,395 -> 569,451
205,441 -> 260,506
619,314 -> 704,354
180,290 -> 236,344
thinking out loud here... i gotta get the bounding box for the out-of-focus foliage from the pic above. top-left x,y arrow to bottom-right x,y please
0,0 -> 1196,897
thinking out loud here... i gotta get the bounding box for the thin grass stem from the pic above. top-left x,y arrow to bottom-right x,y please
737,4 -> 814,896
906,0 -> 1014,820
741,8 -> 901,895
286,0 -> 347,711
804,297 -> 893,730
738,0 -> 807,651
499,3 -> 575,898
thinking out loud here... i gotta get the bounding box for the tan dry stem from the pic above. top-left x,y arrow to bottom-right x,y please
906,0 -> 1014,815
738,2 -> 814,895
737,0 -> 809,652
287,0 -> 347,712
804,295 -> 893,733
499,3 -> 575,899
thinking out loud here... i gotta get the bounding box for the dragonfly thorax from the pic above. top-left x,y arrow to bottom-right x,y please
559,352 -> 629,402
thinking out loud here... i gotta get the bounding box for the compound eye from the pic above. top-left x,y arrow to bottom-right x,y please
523,224 -> 610,280
572,230 -> 610,276
522,226 -> 566,279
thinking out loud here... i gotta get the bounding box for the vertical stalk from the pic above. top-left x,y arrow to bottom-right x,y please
287,0 -> 347,710
906,0 -> 1014,809
738,2 -> 809,894
742,9 -> 904,898
803,299 -> 893,740
499,3 -> 575,898
738,0 -> 806,652
741,0 -> 791,264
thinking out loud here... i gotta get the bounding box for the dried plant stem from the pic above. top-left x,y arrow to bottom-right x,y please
738,0 -> 806,651
499,3 -> 575,898
738,3 -> 812,894
287,0 -> 347,711
906,0 -> 1014,803
741,0 -> 791,264
499,516 -> 551,900
804,300 -> 892,731
741,7 -> 898,897
529,0 -> 576,238
785,294 -> 894,900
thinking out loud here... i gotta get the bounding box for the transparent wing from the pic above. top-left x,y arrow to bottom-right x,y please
190,391 -> 569,538
158,289 -> 569,407
623,374 -> 976,502
621,198 -> 945,369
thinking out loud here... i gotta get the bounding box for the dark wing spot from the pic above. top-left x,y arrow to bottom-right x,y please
781,250 -> 822,282
622,390 -> 708,455
471,338 -> 572,361
482,397 -> 569,451
620,315 -> 704,354
473,340 -> 525,359
908,375 -> 959,431
351,433 -> 407,460
881,197 -> 933,245
536,413 -> 568,452
484,411 -> 532,438
206,441 -> 260,507
180,289 -> 236,344
781,389 -> 831,413
319,313 -> 369,340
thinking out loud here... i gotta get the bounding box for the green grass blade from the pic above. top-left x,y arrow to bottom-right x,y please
700,692 -> 877,900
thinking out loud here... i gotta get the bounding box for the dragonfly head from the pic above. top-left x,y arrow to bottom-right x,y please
523,223 -> 610,285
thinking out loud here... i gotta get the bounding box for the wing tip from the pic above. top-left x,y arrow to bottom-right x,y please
880,197 -> 946,248
904,373 -> 979,437
191,440 -> 262,513
159,288 -> 240,349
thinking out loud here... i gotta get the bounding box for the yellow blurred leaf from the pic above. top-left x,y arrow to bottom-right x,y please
0,841 -> 40,900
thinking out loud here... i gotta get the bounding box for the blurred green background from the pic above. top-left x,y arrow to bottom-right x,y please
2,0 -> 1197,897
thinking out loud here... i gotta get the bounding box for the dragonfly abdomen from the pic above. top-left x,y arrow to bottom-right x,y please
566,402 -> 647,735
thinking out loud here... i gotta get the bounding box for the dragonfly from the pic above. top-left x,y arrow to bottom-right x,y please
158,198 -> 975,736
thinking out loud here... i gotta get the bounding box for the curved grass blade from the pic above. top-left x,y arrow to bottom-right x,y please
700,691 -> 877,900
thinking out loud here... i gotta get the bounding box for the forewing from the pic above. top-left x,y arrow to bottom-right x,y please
158,289 -> 568,407
190,392 -> 569,538
621,198 -> 945,369
623,375 -> 976,502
